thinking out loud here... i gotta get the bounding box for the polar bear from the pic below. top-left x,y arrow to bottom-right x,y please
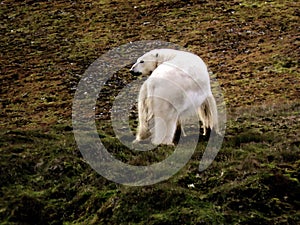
130,49 -> 219,145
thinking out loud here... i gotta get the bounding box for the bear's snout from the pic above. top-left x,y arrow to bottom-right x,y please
130,68 -> 142,76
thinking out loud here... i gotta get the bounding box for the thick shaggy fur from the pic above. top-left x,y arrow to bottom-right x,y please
130,49 -> 219,145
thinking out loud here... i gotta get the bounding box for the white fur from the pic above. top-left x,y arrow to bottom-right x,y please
130,49 -> 219,145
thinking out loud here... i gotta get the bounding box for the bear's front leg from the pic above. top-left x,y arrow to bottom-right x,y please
134,123 -> 151,143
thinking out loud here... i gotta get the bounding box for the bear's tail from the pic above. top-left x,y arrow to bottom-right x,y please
198,95 -> 220,135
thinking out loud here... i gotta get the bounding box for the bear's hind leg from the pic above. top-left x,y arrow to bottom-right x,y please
151,101 -> 178,146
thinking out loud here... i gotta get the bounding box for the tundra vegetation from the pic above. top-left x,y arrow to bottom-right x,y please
1,0 -> 299,224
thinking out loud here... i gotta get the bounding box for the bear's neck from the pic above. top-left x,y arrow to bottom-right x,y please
157,53 -> 176,66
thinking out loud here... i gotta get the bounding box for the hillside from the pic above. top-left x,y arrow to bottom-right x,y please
1,0 -> 299,224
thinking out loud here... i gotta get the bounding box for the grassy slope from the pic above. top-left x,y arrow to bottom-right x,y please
1,0 -> 299,224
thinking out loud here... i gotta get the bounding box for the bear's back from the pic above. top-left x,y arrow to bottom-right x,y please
155,49 -> 206,70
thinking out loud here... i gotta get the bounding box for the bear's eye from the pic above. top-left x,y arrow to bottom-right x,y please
140,60 -> 144,63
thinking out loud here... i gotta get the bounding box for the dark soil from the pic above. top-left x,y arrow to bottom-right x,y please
1,0 -> 299,224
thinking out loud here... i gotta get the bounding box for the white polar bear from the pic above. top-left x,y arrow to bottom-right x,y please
130,49 -> 219,145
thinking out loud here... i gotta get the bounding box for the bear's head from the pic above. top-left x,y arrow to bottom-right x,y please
130,51 -> 159,76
